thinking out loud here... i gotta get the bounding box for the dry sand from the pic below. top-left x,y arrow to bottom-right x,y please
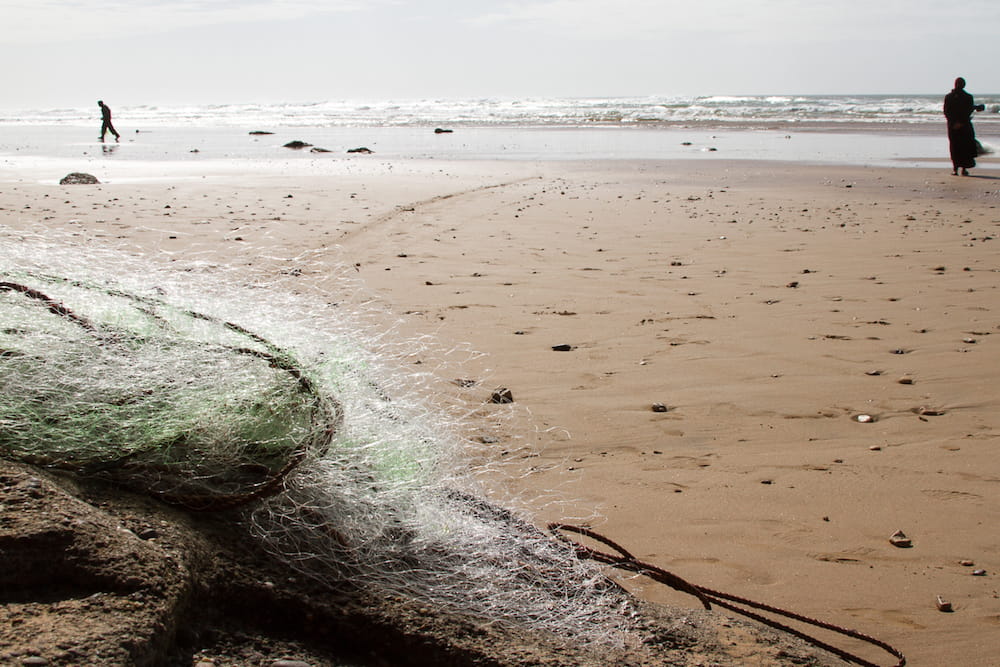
2,157 -> 998,665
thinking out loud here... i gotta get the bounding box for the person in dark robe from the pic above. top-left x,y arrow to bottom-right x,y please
98,100 -> 120,143
943,77 -> 985,176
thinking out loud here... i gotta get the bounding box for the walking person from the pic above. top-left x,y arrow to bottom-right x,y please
943,77 -> 985,176
98,100 -> 120,143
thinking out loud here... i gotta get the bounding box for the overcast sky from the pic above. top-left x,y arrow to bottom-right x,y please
2,0 -> 998,109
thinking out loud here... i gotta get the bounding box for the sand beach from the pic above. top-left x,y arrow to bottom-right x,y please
2,136 -> 999,665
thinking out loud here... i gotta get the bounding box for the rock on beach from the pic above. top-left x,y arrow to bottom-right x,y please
59,173 -> 100,185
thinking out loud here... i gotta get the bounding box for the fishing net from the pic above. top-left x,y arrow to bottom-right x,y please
0,228 -> 631,644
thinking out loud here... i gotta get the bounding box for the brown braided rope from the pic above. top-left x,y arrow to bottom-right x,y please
0,278 -> 340,512
549,523 -> 905,667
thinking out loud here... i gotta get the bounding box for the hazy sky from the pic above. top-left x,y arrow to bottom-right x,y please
2,0 -> 997,109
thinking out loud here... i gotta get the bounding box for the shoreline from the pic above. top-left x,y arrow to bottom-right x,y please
3,122 -> 999,179
2,158 -> 999,665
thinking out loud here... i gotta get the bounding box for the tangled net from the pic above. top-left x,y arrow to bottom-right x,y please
0,228 -> 632,644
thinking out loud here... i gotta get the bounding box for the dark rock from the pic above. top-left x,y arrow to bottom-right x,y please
309,147 -> 332,153
651,403 -> 669,413
59,173 -> 100,185
283,141 -> 312,149
250,131 -> 275,135
347,147 -> 374,154
551,344 -> 573,352
489,387 -> 514,404
434,128 -> 454,134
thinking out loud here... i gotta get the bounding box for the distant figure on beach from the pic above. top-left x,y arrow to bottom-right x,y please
943,78 -> 985,176
98,100 -> 120,143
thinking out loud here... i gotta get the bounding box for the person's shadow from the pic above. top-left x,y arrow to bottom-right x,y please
102,144 -> 119,155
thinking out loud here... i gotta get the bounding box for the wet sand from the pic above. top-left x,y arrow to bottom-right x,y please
2,157 -> 998,665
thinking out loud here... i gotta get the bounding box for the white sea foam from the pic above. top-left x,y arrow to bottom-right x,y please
3,94 -> 997,129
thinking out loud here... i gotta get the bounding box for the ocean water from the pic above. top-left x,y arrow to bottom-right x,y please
4,94 -> 999,128
1,95 -> 997,172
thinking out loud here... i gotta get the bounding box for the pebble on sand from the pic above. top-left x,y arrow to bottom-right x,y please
489,387 -> 514,404
59,172 -> 100,185
889,530 -> 912,548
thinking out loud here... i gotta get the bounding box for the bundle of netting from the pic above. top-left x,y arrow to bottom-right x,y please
0,228 -> 633,644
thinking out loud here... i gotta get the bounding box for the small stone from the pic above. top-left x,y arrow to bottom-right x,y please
283,140 -> 312,149
963,337 -> 977,344
59,172 -> 100,185
935,595 -> 953,612
898,377 -> 914,385
651,403 -> 669,413
489,387 -> 514,404
865,370 -> 883,376
869,445 -> 882,451
914,406 -> 946,416
271,661 -> 312,667
972,569 -> 987,577
959,559 -> 975,567
551,344 -> 573,351
855,414 -> 874,423
889,529 -> 912,548
21,658 -> 49,666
